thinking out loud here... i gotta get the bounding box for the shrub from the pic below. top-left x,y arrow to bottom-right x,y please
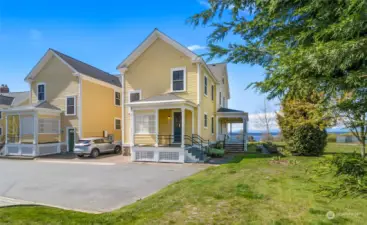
289,124 -> 327,156
208,148 -> 225,158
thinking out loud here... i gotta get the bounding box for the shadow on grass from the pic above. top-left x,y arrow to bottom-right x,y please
208,153 -> 277,165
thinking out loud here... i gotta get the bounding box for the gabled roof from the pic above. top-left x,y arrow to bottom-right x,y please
0,91 -> 29,107
208,63 -> 231,99
2,101 -> 61,113
25,49 -> 121,88
117,29 -> 199,69
217,107 -> 244,113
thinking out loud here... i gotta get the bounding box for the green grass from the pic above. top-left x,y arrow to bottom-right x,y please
1,144 -> 366,224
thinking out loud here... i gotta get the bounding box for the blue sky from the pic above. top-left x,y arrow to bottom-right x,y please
0,0 -> 279,131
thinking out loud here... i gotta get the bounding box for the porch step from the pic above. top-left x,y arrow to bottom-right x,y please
225,144 -> 245,153
184,146 -> 205,162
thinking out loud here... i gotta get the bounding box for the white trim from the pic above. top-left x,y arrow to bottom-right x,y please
65,96 -> 77,116
114,118 -> 122,130
37,83 -> 46,102
66,127 -> 75,152
171,67 -> 186,92
114,91 -> 121,107
121,72 -> 125,144
78,76 -> 83,139
155,109 -> 159,147
128,90 -> 142,103
204,112 -> 208,129
181,108 -> 185,148
204,74 -> 208,97
79,74 -> 121,92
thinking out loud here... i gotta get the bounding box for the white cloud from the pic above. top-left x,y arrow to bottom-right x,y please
187,44 -> 207,51
198,0 -> 211,8
29,29 -> 42,41
247,112 -> 279,132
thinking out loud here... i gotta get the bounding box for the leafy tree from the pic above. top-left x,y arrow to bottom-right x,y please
189,0 -> 367,156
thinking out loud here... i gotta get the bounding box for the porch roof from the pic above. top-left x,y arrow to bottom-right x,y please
217,107 -> 249,121
2,101 -> 61,114
126,93 -> 196,108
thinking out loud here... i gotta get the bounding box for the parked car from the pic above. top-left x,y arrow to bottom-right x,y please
74,138 -> 122,158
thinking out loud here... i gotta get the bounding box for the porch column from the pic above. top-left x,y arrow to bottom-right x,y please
130,109 -> 135,147
5,115 -> 8,144
243,117 -> 247,151
155,109 -> 159,147
33,112 -> 38,145
18,114 -> 22,144
181,108 -> 185,148
230,123 -> 233,136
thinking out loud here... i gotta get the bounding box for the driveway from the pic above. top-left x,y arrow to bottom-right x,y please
0,159 -> 208,212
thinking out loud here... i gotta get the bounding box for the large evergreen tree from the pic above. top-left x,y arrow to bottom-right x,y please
189,0 -> 367,157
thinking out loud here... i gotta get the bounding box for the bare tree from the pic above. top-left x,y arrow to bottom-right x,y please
255,99 -> 276,141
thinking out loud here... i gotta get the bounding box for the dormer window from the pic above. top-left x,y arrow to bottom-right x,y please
37,83 -> 46,101
171,67 -> 186,92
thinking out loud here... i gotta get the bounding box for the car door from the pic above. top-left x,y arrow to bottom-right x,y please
103,138 -> 115,152
95,139 -> 108,153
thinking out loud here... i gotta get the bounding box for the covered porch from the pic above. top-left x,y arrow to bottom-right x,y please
216,108 -> 249,152
2,102 -> 62,157
126,94 -> 197,163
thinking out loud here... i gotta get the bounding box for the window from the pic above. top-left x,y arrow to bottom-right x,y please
115,91 -> 121,106
219,92 -> 222,106
204,75 -> 208,96
211,116 -> 214,134
0,111 -> 2,120
223,96 -> 226,108
93,139 -> 104,144
115,118 -> 121,130
37,83 -> 45,101
135,114 -> 156,134
66,96 -> 76,116
129,90 -> 141,103
0,126 -> 2,136
204,113 -> 208,128
171,68 -> 186,92
211,85 -> 214,101
39,119 -> 59,134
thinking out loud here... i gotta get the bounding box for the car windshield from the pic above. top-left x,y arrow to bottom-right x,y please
78,140 -> 91,144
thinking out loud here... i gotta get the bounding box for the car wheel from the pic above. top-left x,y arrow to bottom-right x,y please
90,149 -> 99,158
114,146 -> 122,155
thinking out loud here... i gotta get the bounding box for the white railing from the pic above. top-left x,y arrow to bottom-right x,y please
4,143 -> 61,157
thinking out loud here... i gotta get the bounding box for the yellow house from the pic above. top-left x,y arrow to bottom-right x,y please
1,49 -> 122,157
1,29 -> 248,162
117,29 -> 248,163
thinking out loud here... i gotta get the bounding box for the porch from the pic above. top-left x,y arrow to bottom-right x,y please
2,102 -> 62,157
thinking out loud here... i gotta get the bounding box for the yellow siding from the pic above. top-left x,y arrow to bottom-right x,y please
200,65 -> 217,141
135,134 -> 156,145
123,38 -> 198,144
0,109 -> 5,143
81,79 -> 122,141
30,55 -> 79,142
159,109 -> 172,135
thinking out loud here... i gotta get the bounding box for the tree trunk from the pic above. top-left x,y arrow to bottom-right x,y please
362,142 -> 366,159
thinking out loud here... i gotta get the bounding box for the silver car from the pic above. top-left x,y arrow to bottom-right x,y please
74,138 -> 122,158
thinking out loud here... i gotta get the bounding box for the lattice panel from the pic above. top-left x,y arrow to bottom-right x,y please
135,151 -> 154,161
159,152 -> 179,161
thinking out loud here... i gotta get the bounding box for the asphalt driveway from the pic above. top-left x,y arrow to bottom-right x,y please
0,159 -> 207,212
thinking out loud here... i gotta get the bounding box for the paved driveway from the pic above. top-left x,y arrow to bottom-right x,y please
0,159 -> 207,212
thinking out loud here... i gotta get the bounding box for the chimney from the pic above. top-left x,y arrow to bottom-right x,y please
0,84 -> 9,93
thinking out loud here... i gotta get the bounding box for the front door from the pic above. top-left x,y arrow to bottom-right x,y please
68,128 -> 75,152
173,112 -> 182,143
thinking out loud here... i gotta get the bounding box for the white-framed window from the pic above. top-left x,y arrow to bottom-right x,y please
115,118 -> 121,130
204,75 -> 208,96
219,92 -> 222,106
211,116 -> 214,134
135,113 -> 156,134
0,126 -> 2,136
129,90 -> 141,103
65,96 -> 76,116
37,83 -> 46,101
39,118 -> 59,134
211,85 -> 214,101
171,67 -> 186,92
204,113 -> 208,128
115,91 -> 121,106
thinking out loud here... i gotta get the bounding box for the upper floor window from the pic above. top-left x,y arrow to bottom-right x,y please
115,91 -> 121,106
37,83 -> 46,101
211,85 -> 214,101
211,116 -> 214,134
129,90 -> 141,103
115,118 -> 121,130
171,67 -> 186,92
204,113 -> 208,128
204,75 -> 208,96
219,92 -> 222,106
66,96 -> 76,116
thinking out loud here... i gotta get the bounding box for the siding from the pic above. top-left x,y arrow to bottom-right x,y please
30,55 -> 79,142
81,79 -> 122,141
135,134 -> 156,145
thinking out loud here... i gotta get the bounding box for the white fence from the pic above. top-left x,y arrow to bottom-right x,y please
4,143 -> 61,157
132,147 -> 184,163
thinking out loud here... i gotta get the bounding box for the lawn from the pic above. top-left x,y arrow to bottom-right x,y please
0,144 -> 366,224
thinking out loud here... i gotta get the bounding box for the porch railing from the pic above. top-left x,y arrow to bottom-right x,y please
157,134 -> 210,156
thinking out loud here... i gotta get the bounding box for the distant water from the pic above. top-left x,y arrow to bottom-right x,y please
244,131 -> 350,142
